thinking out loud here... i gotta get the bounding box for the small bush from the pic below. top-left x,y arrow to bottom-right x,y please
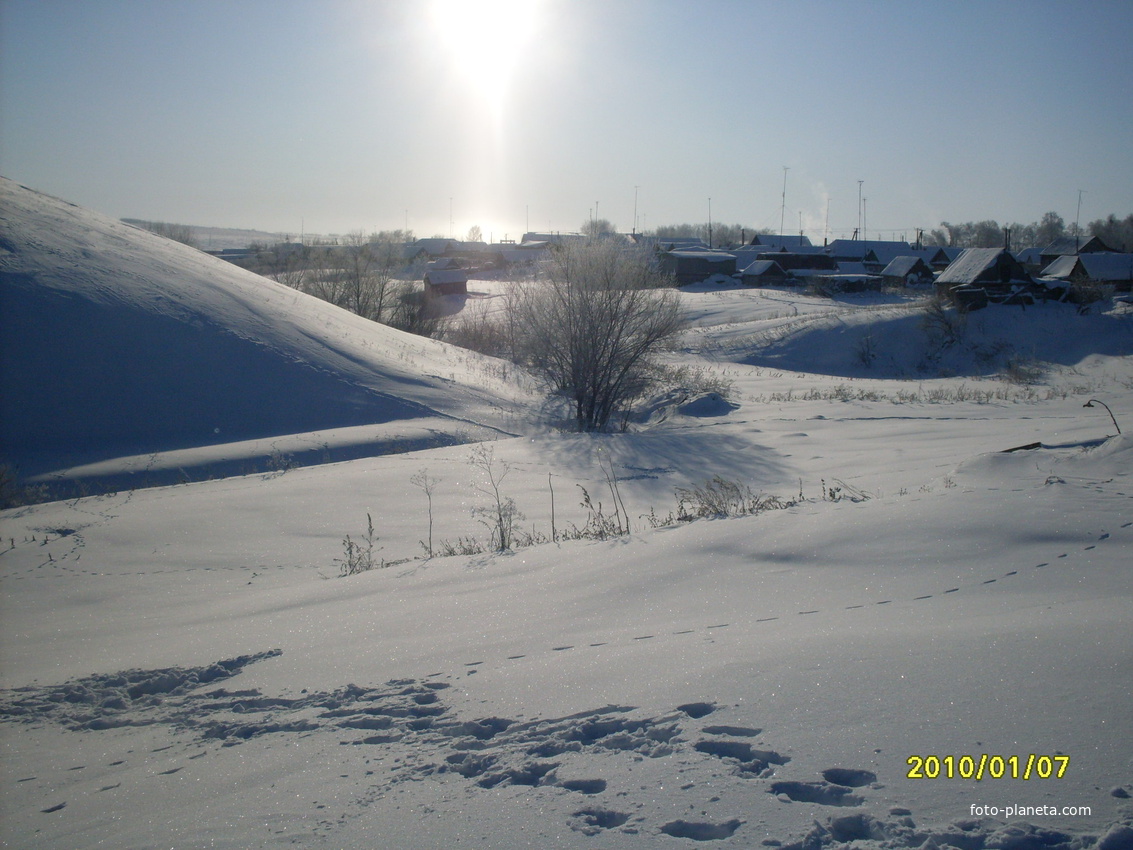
436,536 -> 487,557
673,476 -> 801,521
469,445 -> 524,551
921,293 -> 965,349
1003,355 -> 1045,385
337,513 -> 384,576
558,485 -> 625,541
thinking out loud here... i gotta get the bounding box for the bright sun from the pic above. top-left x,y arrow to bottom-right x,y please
430,0 -> 539,111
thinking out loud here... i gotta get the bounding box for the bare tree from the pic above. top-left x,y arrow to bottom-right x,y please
513,239 -> 683,431
313,230 -> 405,322
128,219 -> 199,249
1088,213 -> 1133,252
580,217 -> 616,238
1035,211 -> 1067,247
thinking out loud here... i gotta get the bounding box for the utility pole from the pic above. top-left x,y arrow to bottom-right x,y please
633,185 -> 639,236
862,197 -> 867,242
824,198 -> 831,246
857,180 -> 864,241
1075,189 -> 1085,251
708,197 -> 712,248
779,166 -> 789,241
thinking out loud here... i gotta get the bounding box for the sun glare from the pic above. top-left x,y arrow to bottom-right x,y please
430,0 -> 539,111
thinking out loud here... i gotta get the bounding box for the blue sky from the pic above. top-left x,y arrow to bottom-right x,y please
3,0 -> 1131,241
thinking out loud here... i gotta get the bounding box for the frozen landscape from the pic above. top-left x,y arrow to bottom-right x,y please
2,178 -> 1132,849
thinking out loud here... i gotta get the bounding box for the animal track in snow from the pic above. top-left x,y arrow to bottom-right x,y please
771,779 -> 864,806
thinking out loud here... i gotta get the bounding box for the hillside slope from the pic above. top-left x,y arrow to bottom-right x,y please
0,178 -> 527,486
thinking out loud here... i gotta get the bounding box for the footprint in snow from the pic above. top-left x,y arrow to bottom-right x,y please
570,807 -> 631,835
661,819 -> 743,841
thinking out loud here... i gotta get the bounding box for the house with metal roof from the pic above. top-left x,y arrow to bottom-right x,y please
1040,253 -> 1133,290
748,233 -> 813,250
1038,235 -> 1118,269
825,239 -> 913,266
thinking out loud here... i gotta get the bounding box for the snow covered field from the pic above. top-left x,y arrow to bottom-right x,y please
2,179 -> 1132,849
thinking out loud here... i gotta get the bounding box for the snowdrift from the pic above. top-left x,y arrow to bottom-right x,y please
729,296 -> 1131,379
0,178 -> 524,488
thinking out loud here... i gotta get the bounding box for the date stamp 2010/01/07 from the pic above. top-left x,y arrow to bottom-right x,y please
906,754 -> 1069,781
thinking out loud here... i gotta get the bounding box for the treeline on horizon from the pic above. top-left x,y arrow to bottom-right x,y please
645,211 -> 1132,253
130,210 -> 1133,255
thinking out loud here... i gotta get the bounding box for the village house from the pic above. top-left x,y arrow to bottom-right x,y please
935,248 -> 1034,310
757,251 -> 838,279
825,239 -> 913,267
1040,253 -> 1133,291
737,258 -> 789,286
658,248 -> 736,285
1038,235 -> 1118,270
422,257 -> 468,298
748,233 -> 813,250
907,247 -> 952,270
881,255 -> 936,287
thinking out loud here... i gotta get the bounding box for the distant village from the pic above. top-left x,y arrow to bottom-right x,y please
207,226 -> 1133,314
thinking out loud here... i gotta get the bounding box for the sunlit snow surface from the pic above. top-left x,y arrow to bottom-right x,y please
2,178 -> 1132,848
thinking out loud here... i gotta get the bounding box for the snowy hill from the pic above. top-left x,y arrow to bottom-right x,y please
1,181 -> 1132,849
0,178 -> 528,492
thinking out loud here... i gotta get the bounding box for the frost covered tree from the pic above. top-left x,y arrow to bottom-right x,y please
580,217 -> 616,238
513,239 -> 683,432
1035,211 -> 1067,247
1088,213 -> 1133,252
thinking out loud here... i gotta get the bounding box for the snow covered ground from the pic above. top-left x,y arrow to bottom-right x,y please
2,179 -> 1132,849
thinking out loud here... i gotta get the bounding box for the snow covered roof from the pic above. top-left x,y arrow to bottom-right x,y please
825,239 -> 912,261
1041,253 -> 1133,281
738,259 -> 786,276
410,238 -> 461,256
748,233 -> 813,249
1040,235 -> 1116,258
423,270 -> 468,287
907,247 -> 950,266
935,248 -> 1029,286
654,237 -> 711,251
880,256 -> 933,278
666,249 -> 735,263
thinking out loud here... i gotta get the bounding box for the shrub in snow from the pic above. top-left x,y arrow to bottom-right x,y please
511,240 -> 684,431
336,513 -> 384,576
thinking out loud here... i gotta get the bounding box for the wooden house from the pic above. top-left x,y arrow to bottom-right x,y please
935,248 -> 1033,309
659,249 -> 736,285
1038,235 -> 1118,270
881,256 -> 935,286
825,239 -> 913,267
757,251 -> 838,275
1040,253 -> 1133,290
738,259 -> 789,286
423,258 -> 468,297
